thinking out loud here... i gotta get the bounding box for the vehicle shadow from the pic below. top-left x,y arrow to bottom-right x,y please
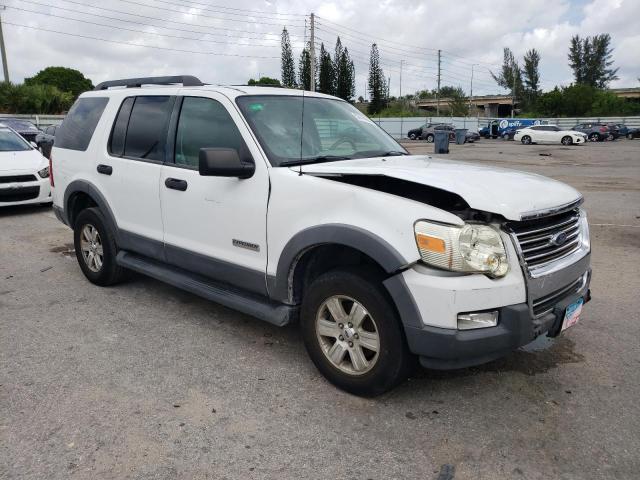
119,271 -> 584,402
0,203 -> 52,218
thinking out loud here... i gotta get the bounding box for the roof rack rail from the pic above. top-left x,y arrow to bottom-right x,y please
94,75 -> 204,90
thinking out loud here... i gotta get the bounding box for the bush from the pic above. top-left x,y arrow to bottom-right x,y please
0,82 -> 74,114
533,84 -> 640,117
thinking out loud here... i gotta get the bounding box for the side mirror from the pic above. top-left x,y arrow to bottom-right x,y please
198,148 -> 255,179
30,141 -> 38,149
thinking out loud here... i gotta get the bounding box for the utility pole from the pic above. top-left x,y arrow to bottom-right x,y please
309,13 -> 315,92
0,7 -> 9,83
436,49 -> 441,116
469,64 -> 477,115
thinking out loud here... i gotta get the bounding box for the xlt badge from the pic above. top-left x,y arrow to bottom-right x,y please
232,239 -> 260,252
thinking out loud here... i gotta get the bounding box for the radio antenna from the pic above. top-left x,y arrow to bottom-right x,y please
298,86 -> 305,176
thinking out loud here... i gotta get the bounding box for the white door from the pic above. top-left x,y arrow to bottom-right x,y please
96,95 -> 174,245
159,93 -> 270,294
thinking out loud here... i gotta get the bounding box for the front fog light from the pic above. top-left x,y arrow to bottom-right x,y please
37,166 -> 50,178
457,311 -> 498,330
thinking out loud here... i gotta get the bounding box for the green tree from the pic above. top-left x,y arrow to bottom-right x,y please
491,47 -> 524,106
568,34 -> 619,88
317,43 -> 335,95
446,87 -> 469,116
24,66 -> 93,99
280,28 -> 297,88
522,49 -> 541,110
298,43 -> 315,91
247,77 -> 281,86
336,47 -> 355,101
367,44 -> 387,114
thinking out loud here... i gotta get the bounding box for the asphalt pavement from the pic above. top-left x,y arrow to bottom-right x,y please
1,139 -> 639,479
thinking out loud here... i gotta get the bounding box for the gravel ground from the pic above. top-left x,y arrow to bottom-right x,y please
1,139 -> 639,479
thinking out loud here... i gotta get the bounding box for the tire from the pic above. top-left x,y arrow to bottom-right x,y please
408,133 -> 416,140
561,136 -> 573,146
73,207 -> 124,286
628,133 -> 634,140
588,133 -> 600,142
521,135 -> 532,145
300,267 -> 413,397
425,134 -> 434,143
607,134 -> 614,141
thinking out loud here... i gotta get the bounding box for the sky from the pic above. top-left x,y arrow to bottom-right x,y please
2,0 -> 639,99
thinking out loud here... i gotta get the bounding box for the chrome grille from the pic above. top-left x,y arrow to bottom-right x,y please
510,209 -> 582,268
532,274 -> 586,317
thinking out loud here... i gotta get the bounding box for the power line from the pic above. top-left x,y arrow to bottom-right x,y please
2,21 -> 280,58
4,4 -> 290,47
110,0 -> 306,27
38,0 -> 304,36
147,0 -> 307,17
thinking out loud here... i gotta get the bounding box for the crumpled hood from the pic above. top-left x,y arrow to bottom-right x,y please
298,155 -> 582,221
0,149 -> 47,173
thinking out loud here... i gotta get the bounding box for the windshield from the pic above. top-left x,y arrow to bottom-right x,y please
236,95 -> 406,166
0,119 -> 38,132
0,129 -> 31,152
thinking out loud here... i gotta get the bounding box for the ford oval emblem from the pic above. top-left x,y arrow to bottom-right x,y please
550,231 -> 568,246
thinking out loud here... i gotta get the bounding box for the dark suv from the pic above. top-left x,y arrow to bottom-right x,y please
572,123 -> 612,142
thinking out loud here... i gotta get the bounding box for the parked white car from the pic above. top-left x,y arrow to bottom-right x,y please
0,126 -> 52,206
50,76 -> 592,396
514,125 -> 588,145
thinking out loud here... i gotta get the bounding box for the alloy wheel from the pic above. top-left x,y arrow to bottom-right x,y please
315,295 -> 380,375
80,224 -> 104,273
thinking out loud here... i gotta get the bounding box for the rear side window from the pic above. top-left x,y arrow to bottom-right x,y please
123,96 -> 173,161
55,97 -> 108,151
174,97 -> 245,168
108,97 -> 135,157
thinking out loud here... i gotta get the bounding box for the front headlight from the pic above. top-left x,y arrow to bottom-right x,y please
414,221 -> 509,277
37,166 -> 50,178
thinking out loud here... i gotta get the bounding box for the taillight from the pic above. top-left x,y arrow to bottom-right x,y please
49,154 -> 54,187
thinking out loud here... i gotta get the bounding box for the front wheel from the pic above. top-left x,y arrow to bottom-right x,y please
589,133 -> 600,142
300,268 -> 413,396
628,133 -> 634,140
521,135 -> 532,145
425,134 -> 434,143
408,133 -> 416,140
561,136 -> 573,146
73,207 -> 124,286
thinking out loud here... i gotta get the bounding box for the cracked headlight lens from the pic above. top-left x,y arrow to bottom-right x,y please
414,221 -> 509,277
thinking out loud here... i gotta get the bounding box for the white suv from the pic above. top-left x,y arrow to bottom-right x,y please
51,76 -> 592,396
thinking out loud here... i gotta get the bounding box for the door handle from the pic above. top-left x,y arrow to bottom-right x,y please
97,164 -> 113,175
164,178 -> 188,191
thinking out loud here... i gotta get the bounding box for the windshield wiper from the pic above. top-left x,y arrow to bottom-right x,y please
379,150 -> 408,156
280,155 -> 352,167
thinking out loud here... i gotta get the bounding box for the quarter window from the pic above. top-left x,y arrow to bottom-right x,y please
55,97 -> 108,151
174,97 -> 245,168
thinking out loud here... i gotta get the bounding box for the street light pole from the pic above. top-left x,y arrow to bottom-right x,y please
469,64 -> 477,115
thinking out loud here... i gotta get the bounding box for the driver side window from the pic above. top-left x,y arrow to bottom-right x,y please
174,97 -> 245,168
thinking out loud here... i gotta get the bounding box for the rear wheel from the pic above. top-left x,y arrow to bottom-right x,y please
588,132 -> 600,142
425,134 -> 434,143
73,208 -> 124,286
561,136 -> 573,146
521,135 -> 532,145
300,268 -> 413,397
408,133 -> 416,140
